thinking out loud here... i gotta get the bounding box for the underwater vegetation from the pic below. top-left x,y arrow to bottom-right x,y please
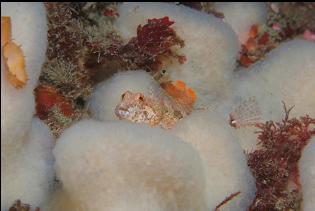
247,104 -> 315,210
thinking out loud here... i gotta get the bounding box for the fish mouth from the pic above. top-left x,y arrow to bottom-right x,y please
115,108 -> 129,117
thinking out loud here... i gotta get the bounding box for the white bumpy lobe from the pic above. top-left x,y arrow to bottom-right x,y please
1,2 -> 48,160
171,110 -> 256,211
1,118 -> 55,211
54,120 -> 208,211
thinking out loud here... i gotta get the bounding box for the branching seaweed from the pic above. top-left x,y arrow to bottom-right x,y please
247,103 -> 315,210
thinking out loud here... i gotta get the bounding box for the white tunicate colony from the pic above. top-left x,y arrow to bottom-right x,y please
54,120 -> 208,211
1,118 -> 54,211
1,2 -> 48,159
1,3 -> 53,210
171,110 -> 256,210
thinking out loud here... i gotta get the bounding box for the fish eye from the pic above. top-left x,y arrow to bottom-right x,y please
162,69 -> 166,74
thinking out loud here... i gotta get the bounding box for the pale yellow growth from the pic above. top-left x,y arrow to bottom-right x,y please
1,16 -> 11,47
1,16 -> 27,88
3,42 -> 27,88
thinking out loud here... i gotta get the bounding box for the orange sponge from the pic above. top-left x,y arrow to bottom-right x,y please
161,80 -> 197,108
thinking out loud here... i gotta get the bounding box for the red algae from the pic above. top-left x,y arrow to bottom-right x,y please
136,17 -> 175,54
119,16 -> 184,72
247,103 -> 315,211
258,32 -> 269,45
239,54 -> 253,67
34,85 -> 74,120
84,16 -> 186,84
96,16 -> 185,74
